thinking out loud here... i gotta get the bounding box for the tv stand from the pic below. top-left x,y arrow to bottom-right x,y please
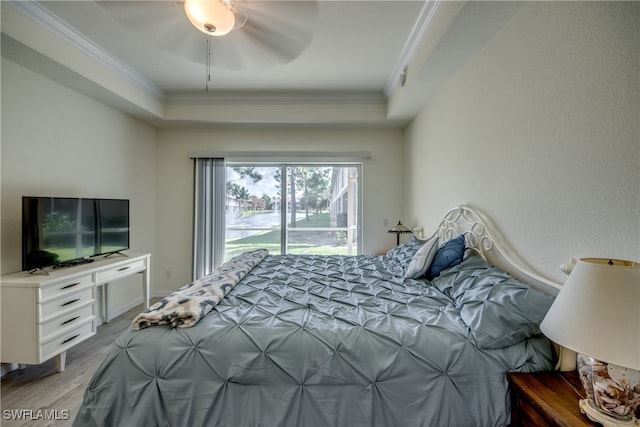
27,267 -> 50,276
0,253 -> 150,372
104,251 -> 128,258
28,258 -> 97,274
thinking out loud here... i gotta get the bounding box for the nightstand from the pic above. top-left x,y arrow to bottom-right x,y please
508,370 -> 598,426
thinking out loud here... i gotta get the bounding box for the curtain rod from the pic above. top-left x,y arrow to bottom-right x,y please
187,151 -> 372,161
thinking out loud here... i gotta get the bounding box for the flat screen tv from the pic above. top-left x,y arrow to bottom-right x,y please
22,197 -> 130,271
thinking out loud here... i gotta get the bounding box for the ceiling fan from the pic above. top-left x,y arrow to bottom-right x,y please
96,0 -> 319,72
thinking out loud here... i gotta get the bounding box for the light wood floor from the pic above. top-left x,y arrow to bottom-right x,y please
1,302 -> 149,427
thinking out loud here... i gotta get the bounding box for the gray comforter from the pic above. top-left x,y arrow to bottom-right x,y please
74,254 -> 555,427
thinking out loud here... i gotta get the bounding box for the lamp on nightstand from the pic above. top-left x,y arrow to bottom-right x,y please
388,221 -> 412,246
540,258 -> 640,426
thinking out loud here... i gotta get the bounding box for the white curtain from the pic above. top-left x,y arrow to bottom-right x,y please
192,158 -> 226,280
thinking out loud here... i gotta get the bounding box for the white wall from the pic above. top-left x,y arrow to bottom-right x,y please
405,2 -> 639,283
1,58 -> 157,317
154,127 -> 404,294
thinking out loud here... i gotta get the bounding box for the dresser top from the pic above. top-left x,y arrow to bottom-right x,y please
1,252 -> 150,287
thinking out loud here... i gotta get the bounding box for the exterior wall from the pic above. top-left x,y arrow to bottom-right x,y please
329,166 -> 358,245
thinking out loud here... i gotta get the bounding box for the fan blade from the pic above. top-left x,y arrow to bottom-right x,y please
213,1 -> 318,69
97,1 -> 318,70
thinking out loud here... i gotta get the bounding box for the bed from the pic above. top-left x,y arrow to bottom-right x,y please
73,206 -> 560,427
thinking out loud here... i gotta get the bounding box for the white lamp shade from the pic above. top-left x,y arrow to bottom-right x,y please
540,258 -> 640,370
184,0 -> 236,36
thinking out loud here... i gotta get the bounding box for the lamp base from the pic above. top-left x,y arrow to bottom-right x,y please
579,399 -> 638,426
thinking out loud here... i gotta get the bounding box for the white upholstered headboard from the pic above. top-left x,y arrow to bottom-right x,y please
429,206 -> 561,294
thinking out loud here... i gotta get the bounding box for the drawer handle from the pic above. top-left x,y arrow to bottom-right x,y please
61,334 -> 80,345
61,282 -> 81,290
61,316 -> 80,326
117,266 -> 131,272
61,299 -> 80,307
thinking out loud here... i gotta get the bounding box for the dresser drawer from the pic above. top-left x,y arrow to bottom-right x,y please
40,274 -> 93,303
40,303 -> 94,339
40,319 -> 95,362
39,288 -> 93,321
95,259 -> 146,284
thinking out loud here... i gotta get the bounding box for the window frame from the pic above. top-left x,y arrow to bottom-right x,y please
226,161 -> 363,258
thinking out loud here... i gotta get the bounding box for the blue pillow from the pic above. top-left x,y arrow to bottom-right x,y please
385,236 -> 426,269
431,254 -> 555,349
425,234 -> 465,280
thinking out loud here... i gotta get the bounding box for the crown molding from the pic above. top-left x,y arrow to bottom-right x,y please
384,0 -> 442,98
166,91 -> 387,106
6,1 -> 165,101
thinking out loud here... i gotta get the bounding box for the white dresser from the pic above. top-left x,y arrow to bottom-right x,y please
0,253 -> 150,372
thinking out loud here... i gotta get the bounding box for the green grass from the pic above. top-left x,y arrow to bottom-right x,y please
240,209 -> 274,218
224,212 -> 354,259
293,212 -> 330,227
225,243 -> 352,259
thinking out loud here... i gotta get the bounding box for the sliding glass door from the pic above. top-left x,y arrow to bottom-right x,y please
224,163 -> 361,261
225,165 -> 283,258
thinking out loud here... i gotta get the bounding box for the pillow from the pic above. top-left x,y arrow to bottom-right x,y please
404,235 -> 439,279
385,236 -> 427,270
433,255 -> 555,349
425,234 -> 465,280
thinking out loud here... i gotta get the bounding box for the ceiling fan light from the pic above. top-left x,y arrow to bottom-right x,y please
184,0 -> 236,36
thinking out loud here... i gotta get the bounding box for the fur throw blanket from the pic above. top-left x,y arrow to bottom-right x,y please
133,249 -> 269,330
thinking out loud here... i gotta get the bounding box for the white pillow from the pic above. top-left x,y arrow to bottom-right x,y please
404,234 -> 439,279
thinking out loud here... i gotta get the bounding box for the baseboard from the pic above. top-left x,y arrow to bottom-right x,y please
110,297 -> 144,319
94,294 -> 170,326
96,297 -> 144,326
152,292 -> 170,298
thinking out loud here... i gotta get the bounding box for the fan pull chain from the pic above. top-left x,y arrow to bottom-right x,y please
206,34 -> 212,92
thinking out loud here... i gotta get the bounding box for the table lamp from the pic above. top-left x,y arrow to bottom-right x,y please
388,221 -> 412,246
540,258 -> 640,426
